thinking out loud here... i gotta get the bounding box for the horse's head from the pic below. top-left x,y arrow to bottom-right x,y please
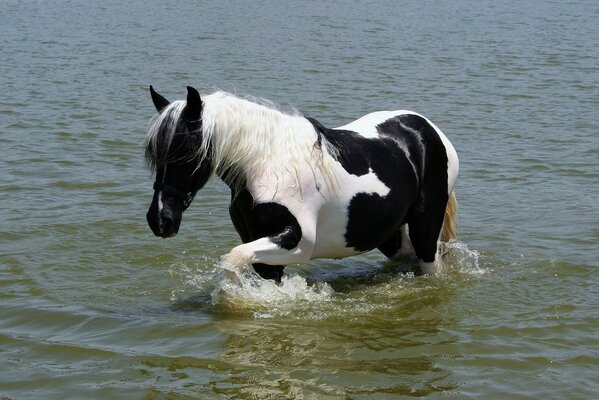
145,86 -> 212,238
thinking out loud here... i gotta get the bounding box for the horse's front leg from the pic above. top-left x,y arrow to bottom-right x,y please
226,188 -> 319,279
226,227 -> 313,270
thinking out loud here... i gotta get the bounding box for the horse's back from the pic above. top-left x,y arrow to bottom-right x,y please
337,110 -> 458,194
335,110 -> 412,138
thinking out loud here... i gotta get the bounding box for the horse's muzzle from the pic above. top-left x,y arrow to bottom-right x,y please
158,217 -> 179,238
146,198 -> 182,238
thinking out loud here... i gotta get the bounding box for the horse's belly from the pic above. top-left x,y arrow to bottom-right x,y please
311,241 -> 362,259
310,204 -> 363,259
311,238 -> 362,259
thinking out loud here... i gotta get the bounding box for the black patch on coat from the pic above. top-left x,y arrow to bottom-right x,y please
376,114 -> 449,211
228,188 -> 302,281
309,114 -> 449,261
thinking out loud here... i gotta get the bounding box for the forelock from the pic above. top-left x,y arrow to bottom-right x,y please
144,101 -> 187,172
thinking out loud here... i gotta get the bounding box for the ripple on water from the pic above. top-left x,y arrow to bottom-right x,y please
176,243 -> 482,398
167,241 -> 484,321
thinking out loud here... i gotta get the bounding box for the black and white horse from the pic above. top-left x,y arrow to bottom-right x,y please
145,86 -> 459,282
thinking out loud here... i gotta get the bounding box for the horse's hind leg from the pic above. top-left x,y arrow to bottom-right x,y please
378,224 -> 414,259
407,207 -> 446,274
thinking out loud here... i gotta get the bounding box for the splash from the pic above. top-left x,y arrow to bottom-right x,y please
439,240 -> 485,275
169,241 -> 485,318
210,259 -> 334,313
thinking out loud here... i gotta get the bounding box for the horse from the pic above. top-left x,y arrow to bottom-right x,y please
144,86 -> 459,282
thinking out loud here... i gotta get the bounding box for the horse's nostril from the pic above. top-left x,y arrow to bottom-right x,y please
160,217 -> 173,233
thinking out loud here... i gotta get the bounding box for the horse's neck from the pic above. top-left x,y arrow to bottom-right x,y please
202,93 -> 340,196
209,93 -> 307,152
204,94 -> 311,183
205,93 -> 292,138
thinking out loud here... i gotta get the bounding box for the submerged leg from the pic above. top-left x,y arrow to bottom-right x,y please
252,263 -> 285,282
377,230 -> 401,258
378,224 -> 415,259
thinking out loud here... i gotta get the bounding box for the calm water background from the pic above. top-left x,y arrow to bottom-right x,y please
1,0 -> 599,398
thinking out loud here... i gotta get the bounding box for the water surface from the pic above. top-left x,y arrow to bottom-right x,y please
1,0 -> 599,398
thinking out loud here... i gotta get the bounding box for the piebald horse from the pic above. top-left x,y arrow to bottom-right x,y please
145,86 -> 458,282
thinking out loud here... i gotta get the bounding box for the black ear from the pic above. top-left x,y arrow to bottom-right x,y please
150,85 -> 170,113
185,86 -> 202,121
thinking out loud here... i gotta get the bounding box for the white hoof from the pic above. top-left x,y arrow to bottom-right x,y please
419,261 -> 440,275
226,248 -> 251,267
218,251 -> 249,286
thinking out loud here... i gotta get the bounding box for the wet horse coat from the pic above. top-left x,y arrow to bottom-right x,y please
145,87 -> 459,281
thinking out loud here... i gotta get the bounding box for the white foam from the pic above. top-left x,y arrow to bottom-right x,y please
439,240 -> 486,275
169,258 -> 220,303
210,259 -> 334,313
168,241 -> 485,318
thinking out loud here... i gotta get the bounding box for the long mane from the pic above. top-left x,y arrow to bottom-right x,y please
145,91 -> 338,193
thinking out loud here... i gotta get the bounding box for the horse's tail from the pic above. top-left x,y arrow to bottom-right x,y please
440,190 -> 458,242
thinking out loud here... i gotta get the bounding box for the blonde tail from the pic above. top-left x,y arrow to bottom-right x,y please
440,190 -> 458,242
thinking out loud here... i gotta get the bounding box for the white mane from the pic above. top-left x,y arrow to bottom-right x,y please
146,91 -> 339,193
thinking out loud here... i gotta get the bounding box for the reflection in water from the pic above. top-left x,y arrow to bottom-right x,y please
180,244 -> 481,397
214,297 -> 458,397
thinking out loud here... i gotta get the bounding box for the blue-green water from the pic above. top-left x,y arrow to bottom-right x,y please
1,0 -> 598,398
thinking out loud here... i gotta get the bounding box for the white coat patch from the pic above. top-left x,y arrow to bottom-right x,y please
336,110 -> 414,138
312,165 -> 390,259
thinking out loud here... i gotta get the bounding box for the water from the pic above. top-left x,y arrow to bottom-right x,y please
1,0 -> 599,398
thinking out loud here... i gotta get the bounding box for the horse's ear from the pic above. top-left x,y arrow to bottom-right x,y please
150,85 -> 170,113
185,86 -> 202,121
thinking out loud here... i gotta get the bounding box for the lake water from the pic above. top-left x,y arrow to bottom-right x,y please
1,0 -> 598,398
